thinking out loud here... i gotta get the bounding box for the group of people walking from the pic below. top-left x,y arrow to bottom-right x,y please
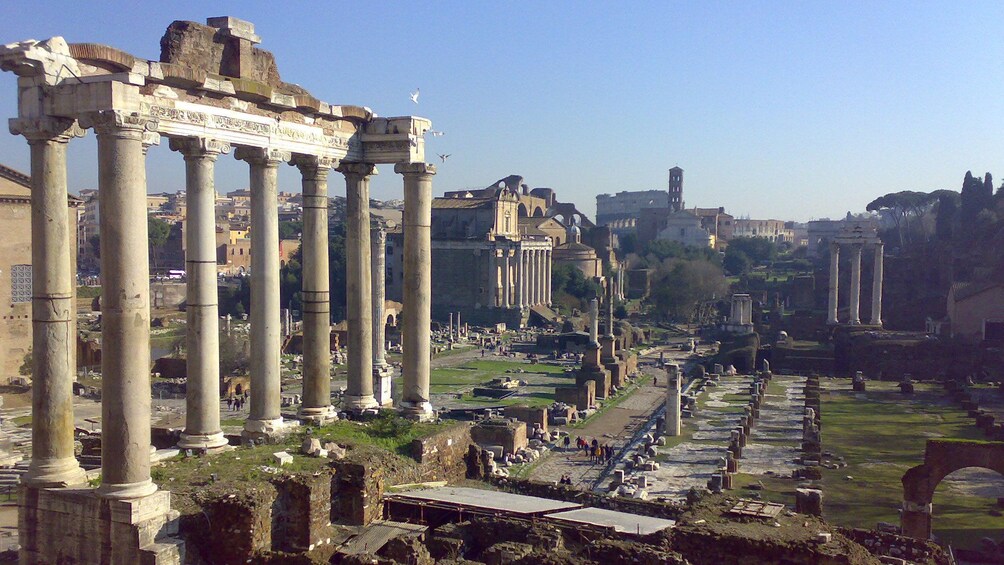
562,435 -> 614,464
226,393 -> 248,411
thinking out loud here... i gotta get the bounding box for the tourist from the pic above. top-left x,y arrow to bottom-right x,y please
563,435 -> 570,450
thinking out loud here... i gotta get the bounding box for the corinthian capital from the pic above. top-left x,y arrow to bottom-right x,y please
393,162 -> 436,177
9,116 -> 85,143
291,154 -> 337,180
79,110 -> 157,137
234,146 -> 291,167
337,162 -> 378,179
169,137 -> 231,159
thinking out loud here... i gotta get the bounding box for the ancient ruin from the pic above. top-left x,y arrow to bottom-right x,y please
0,17 -> 436,563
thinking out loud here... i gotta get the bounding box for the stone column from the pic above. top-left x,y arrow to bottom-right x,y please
236,147 -> 289,436
396,163 -> 436,420
870,243 -> 884,326
371,225 -> 393,406
589,298 -> 599,346
490,249 -> 500,307
340,163 -> 378,411
294,155 -> 336,422
827,242 -> 840,324
529,249 -> 537,307
172,137 -> 230,450
849,244 -> 862,325
11,117 -> 87,486
516,248 -> 525,308
545,249 -> 552,305
665,364 -> 681,436
85,110 -> 158,498
503,249 -> 512,308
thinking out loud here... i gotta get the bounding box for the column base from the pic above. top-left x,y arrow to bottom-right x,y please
399,400 -> 435,421
96,478 -> 158,500
23,457 -> 87,488
298,405 -> 338,425
177,431 -> 229,452
344,394 -> 379,413
374,364 -> 394,407
870,319 -> 882,326
242,417 -> 295,443
20,485 -> 182,565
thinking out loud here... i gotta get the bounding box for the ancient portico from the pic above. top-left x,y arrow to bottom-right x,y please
827,227 -> 884,326
1,17 -> 435,563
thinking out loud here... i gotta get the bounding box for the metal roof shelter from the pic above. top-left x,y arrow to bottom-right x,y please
386,486 -> 580,517
543,507 -> 676,536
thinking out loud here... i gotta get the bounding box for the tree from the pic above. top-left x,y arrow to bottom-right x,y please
933,189 -> 960,241
279,220 -> 303,240
148,216 -> 171,270
723,250 -> 751,276
866,191 -> 937,247
725,237 -> 776,266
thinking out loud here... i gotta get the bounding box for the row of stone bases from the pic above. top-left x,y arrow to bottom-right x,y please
1,17 -> 441,564
554,295 -> 639,413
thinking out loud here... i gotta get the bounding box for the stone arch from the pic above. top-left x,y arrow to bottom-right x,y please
901,439 -> 1004,538
532,206 -> 545,217
517,203 -> 529,217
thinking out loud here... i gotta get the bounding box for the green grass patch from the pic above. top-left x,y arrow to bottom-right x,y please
820,381 -> 1004,549
12,415 -> 31,427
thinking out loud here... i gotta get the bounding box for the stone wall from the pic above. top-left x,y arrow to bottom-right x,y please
471,419 -> 527,456
187,483 -> 276,562
503,405 -> 548,435
271,473 -> 335,554
837,527 -> 949,565
409,422 -> 474,483
554,380 -> 594,410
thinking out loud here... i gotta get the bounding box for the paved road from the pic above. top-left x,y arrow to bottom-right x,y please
527,344 -> 699,489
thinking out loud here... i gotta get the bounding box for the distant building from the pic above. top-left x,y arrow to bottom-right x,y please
0,164 -> 80,379
387,179 -> 552,327
655,210 -> 713,248
553,225 -> 603,278
732,218 -> 794,244
946,281 -> 1004,341
806,215 -> 879,256
595,189 -> 668,235
668,166 -> 684,212
690,207 -> 734,251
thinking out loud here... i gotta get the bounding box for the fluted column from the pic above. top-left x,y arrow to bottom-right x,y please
871,243 -> 884,326
295,155 -> 337,422
396,163 -> 436,420
10,117 -> 87,487
236,147 -> 289,436
849,244 -> 862,325
84,110 -> 158,499
172,137 -> 230,450
536,249 -> 544,306
516,248 -> 525,308
546,249 -> 552,305
372,225 -> 393,405
528,249 -> 536,306
827,242 -> 840,324
502,249 -> 511,308
490,249 -> 500,307
340,163 -> 378,411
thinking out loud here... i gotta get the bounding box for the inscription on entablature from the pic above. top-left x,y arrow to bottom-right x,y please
147,103 -> 353,150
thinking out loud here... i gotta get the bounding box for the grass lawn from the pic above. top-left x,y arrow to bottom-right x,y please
820,381 -> 1004,549
151,414 -> 456,514
399,359 -> 572,409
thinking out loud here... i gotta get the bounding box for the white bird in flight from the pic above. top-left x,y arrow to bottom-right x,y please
410,88 -> 420,104
438,153 -> 451,163
426,130 -> 445,137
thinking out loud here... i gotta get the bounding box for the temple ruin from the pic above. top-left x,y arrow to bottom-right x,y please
0,16 -> 436,563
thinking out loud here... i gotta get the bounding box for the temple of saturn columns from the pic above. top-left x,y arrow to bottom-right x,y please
1,17 -> 436,563
827,227 -> 884,326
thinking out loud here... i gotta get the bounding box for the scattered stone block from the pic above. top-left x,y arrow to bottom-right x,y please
273,451 -> 293,466
301,438 -> 321,456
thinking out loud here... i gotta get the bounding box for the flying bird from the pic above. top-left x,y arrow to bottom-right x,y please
426,130 -> 445,137
409,88 -> 420,104
438,153 -> 451,163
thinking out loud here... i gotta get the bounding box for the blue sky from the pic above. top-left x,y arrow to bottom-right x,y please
1,1 -> 1002,221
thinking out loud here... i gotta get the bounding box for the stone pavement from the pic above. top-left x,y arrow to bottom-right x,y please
612,374 -> 808,501
529,377 -> 666,488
